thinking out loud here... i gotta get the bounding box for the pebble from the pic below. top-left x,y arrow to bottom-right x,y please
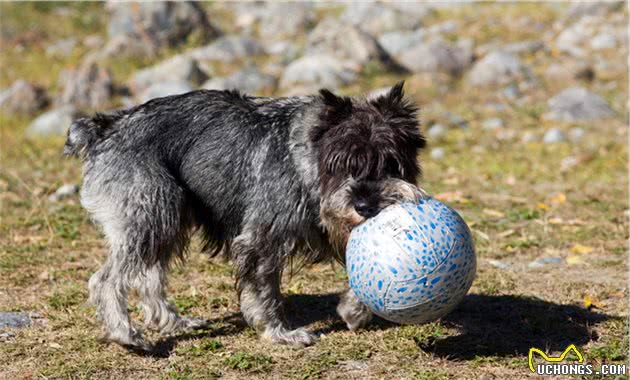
543,128 -> 567,144
481,118 -> 504,130
488,259 -> 510,270
568,127 -> 585,142
528,257 -> 563,269
0,312 -> 31,330
427,123 -> 447,139
430,147 -> 445,160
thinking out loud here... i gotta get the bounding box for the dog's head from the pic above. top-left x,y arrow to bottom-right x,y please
310,81 -> 426,245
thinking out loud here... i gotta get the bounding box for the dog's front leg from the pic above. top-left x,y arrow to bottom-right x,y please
233,232 -> 317,347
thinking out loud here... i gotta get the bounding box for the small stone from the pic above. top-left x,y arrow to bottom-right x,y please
543,128 -> 567,144
502,84 -> 520,99
590,33 -> 617,50
378,29 -> 425,57
396,40 -> 473,76
128,55 -> 208,95
137,81 -> 194,103
48,184 -> 79,202
201,67 -> 276,94
0,80 -> 49,115
189,35 -> 264,63
280,54 -> 358,89
482,118 -> 504,130
340,2 -> 427,36
468,51 -> 529,87
503,40 -> 545,55
445,113 -> 469,129
568,128 -> 585,142
26,106 -> 80,137
488,259 -> 510,269
58,56 -> 114,109
430,147 -> 445,160
528,257 -> 563,269
0,312 -> 31,330
545,87 -> 615,122
427,124 -> 447,140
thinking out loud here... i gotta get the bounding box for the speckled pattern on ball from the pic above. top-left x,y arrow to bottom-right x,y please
346,197 -> 476,324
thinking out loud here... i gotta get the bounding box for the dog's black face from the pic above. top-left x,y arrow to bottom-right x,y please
310,82 -> 426,244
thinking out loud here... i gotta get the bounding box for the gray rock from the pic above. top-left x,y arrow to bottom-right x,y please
280,54 -> 359,89
503,40 -> 544,55
136,81 -> 193,103
100,35 -> 156,59
568,127 -> 585,142
445,112 -> 469,129
341,3 -> 428,35
0,80 -> 49,115
396,40 -> 473,75
129,55 -> 207,94
189,35 -> 264,63
106,1 -> 220,55
305,17 -> 385,66
26,106 -> 80,137
468,51 -> 528,87
0,312 -> 30,330
590,33 -> 617,50
430,147 -> 445,160
545,87 -> 614,122
488,259 -> 510,270
257,2 -> 315,39
544,61 -> 594,82
48,184 -> 79,202
58,56 -> 114,109
502,84 -> 520,99
427,20 -> 460,35
528,257 -> 562,269
560,156 -> 580,171
378,29 -> 425,57
427,123 -> 447,139
482,118 -> 504,130
564,2 -> 622,19
201,67 -> 276,94
543,128 -> 567,144
45,38 -> 77,57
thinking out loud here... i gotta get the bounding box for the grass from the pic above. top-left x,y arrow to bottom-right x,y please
1,2 -> 628,379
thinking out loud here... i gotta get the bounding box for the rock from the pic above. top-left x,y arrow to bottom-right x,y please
100,35 -> 156,59
430,147 -> 445,160
445,112 -> 469,129
502,84 -> 520,99
545,87 -> 614,122
396,39 -> 473,76
482,118 -> 504,130
305,17 -> 386,66
427,20 -> 460,35
58,56 -> 114,109
564,2 -> 622,19
48,184 -> 79,202
568,127 -> 585,142
257,2 -> 315,39
45,37 -> 76,57
590,33 -> 617,50
128,55 -> 208,95
106,1 -> 220,55
263,41 -> 299,62
543,128 -> 567,144
378,29 -> 425,57
488,259 -> 510,270
341,2 -> 428,36
137,81 -> 193,103
468,51 -> 529,87
201,67 -> 276,94
26,106 -> 80,137
280,54 -> 358,89
528,257 -> 562,269
0,312 -> 30,330
560,156 -> 580,172
427,123 -> 446,140
189,35 -> 264,63
503,40 -> 545,55
0,80 -> 49,115
544,61 -> 594,82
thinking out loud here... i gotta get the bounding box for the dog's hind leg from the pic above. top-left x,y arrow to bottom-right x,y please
233,231 -> 317,347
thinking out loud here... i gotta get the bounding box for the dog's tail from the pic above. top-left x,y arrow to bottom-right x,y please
63,112 -> 121,158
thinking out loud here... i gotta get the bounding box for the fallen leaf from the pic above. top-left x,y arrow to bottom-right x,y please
496,229 -> 515,238
537,202 -> 549,211
548,217 -> 564,224
549,192 -> 567,204
566,256 -> 584,265
483,209 -> 506,218
571,244 -> 594,255
473,229 -> 490,241
434,191 -> 470,203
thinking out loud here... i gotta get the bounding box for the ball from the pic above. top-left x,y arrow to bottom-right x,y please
346,197 -> 476,324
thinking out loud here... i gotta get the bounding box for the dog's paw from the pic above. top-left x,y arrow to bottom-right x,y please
104,328 -> 153,352
337,293 -> 373,331
160,316 -> 211,336
263,326 -> 318,347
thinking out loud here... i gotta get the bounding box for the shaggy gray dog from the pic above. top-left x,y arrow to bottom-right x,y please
64,81 -> 425,350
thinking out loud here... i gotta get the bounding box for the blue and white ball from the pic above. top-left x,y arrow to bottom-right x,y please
346,197 -> 476,324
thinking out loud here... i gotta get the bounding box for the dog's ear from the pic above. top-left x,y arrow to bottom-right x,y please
319,89 -> 353,124
370,81 -> 417,118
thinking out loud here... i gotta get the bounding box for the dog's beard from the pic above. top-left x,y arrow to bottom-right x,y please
320,178 -> 426,254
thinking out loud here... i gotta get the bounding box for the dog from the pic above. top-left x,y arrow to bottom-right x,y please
64,81 -> 426,350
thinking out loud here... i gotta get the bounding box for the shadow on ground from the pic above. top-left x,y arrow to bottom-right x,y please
147,293 -> 614,359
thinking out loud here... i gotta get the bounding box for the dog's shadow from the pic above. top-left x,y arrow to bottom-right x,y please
148,293 -> 614,359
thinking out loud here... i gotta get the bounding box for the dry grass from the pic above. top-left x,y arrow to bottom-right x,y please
1,3 -> 628,379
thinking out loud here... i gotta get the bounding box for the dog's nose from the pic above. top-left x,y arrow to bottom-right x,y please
355,201 -> 379,219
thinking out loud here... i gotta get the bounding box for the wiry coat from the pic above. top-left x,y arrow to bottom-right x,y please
65,83 -> 425,350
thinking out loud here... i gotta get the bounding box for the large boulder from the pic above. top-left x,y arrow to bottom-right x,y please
128,54 -> 208,95
0,80 -> 49,115
545,87 -> 615,122
467,51 -> 529,87
26,106 -> 81,137
201,67 -> 276,94
58,56 -> 114,109
280,54 -> 359,90
105,1 -> 220,55
340,2 -> 430,36
396,39 -> 473,76
189,35 -> 264,63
